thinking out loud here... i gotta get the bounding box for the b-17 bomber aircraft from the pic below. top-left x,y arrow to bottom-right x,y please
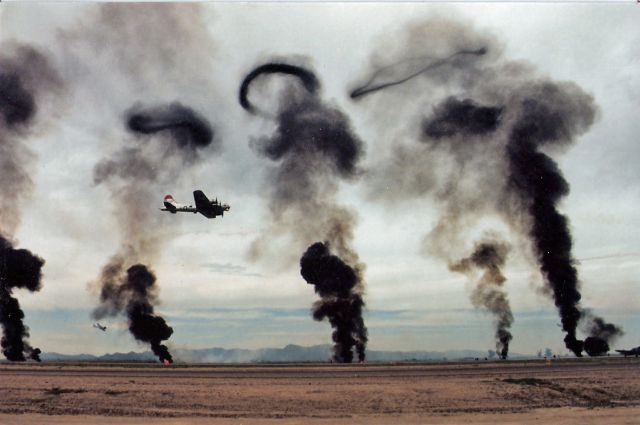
161,190 -> 230,219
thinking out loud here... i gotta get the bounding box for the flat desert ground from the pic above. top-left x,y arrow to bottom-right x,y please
1,357 -> 639,424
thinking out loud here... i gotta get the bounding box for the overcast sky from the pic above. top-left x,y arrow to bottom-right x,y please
1,2 -> 638,358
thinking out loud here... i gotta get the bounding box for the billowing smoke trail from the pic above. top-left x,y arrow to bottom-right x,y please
93,259 -> 173,363
350,48 -> 486,99
503,83 -> 620,356
0,236 -> 44,361
240,61 -> 364,264
358,19 -> 621,356
300,242 -> 367,363
239,63 -> 320,114
1,43 -> 62,236
450,235 -> 513,359
93,102 -> 217,362
0,44 -> 62,361
240,61 -> 367,360
582,313 -> 624,357
426,87 -> 621,356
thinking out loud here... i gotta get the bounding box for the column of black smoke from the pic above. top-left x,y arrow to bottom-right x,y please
505,84 -> 621,356
450,236 -> 513,359
357,30 -> 622,356
0,236 -> 44,361
0,44 -> 61,361
300,242 -> 367,362
239,62 -> 368,361
93,102 -> 216,363
94,258 -> 173,363
424,90 -> 622,357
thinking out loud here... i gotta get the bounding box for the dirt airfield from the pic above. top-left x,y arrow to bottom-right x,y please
1,357 -> 639,424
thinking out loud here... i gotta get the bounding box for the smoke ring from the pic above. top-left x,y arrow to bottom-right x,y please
239,63 -> 320,115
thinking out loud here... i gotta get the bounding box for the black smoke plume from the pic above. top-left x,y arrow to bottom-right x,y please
423,97 -> 502,139
240,61 -> 367,359
93,102 -> 214,362
450,235 -> 513,359
1,43 -> 62,235
505,83 -> 599,356
0,44 -> 61,361
581,313 -> 624,357
359,19 -> 621,357
239,63 -> 320,114
0,71 -> 35,127
93,259 -> 173,363
241,61 -> 364,265
350,48 -> 486,99
0,236 -> 44,361
300,242 -> 367,363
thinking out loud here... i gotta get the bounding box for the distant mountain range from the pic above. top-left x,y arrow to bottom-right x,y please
39,344 -> 526,363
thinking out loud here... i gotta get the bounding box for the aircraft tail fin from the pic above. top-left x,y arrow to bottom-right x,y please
163,194 -> 178,213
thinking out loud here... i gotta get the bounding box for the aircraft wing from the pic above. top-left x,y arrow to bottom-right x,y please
193,190 -> 217,218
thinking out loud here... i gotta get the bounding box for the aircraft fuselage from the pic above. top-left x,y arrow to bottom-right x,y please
161,190 -> 230,219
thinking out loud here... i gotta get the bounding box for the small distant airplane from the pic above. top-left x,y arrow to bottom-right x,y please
616,346 -> 640,357
161,190 -> 230,219
93,323 -> 107,332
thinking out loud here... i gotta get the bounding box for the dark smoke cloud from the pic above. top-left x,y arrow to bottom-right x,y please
1,43 -> 62,236
126,102 -> 216,162
92,102 -> 214,362
505,83 -> 599,356
239,63 -> 320,115
92,101 -> 215,250
241,61 -> 364,267
253,94 -> 361,178
93,258 -> 173,363
72,5 -> 221,362
581,312 -> 624,357
350,48 -> 486,99
0,72 -> 35,127
423,97 -> 503,140
450,235 -> 513,359
240,61 -> 367,359
300,242 -> 367,363
0,236 -> 44,361
0,43 -> 61,361
359,18 -> 620,356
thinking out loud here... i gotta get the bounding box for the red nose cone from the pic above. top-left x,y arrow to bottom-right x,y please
164,195 -> 173,201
